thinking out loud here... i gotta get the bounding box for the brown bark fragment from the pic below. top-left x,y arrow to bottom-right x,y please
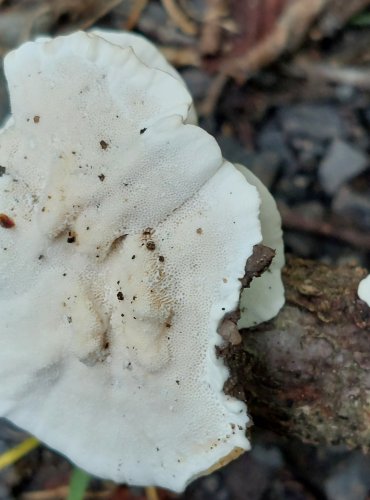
240,244 -> 276,289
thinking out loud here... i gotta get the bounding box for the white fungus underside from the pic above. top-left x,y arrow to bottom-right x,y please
0,32 -> 262,491
236,165 -> 285,328
358,275 -> 370,307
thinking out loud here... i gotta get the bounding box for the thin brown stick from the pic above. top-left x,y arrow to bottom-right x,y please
161,0 -> 198,36
279,203 -> 370,251
198,73 -> 228,117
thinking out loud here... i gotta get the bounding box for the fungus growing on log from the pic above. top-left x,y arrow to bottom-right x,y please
358,275 -> 370,307
0,31 -> 284,491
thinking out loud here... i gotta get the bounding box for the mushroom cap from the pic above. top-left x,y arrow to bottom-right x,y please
0,31 -> 262,491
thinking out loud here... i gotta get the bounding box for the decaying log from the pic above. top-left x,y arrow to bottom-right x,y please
222,255 -> 370,449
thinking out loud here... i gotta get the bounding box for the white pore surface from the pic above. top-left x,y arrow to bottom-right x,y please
0,32 -> 262,491
358,275 -> 370,307
236,165 -> 285,328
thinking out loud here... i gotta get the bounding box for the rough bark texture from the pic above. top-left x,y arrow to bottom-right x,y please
222,256 -> 370,450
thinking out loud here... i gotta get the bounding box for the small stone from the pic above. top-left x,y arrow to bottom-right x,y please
248,152 -> 280,190
319,140 -> 368,195
290,137 -> 325,172
279,104 -> 343,141
257,123 -> 295,172
332,186 -> 370,229
324,453 -> 370,500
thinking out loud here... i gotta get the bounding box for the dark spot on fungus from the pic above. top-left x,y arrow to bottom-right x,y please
67,316 -> 72,323
33,115 -> 40,123
100,140 -> 108,150
38,255 -> 44,260
140,128 -> 147,135
132,255 -> 136,260
176,380 -> 180,385
98,174 -> 105,182
146,241 -> 156,251
196,228 -> 203,234
67,231 -> 76,243
117,292 -> 124,301
0,213 -> 15,228
0,166 -> 5,176
159,255 -> 164,262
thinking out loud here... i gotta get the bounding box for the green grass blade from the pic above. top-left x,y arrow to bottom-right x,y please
67,467 -> 91,500
350,12 -> 370,26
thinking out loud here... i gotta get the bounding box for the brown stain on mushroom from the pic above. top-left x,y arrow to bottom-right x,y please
141,235 -> 176,337
146,241 -> 156,251
0,213 -> 15,228
67,230 -> 77,244
33,115 -> 40,123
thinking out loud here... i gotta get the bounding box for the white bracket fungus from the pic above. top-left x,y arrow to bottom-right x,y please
0,30 -> 284,491
358,275 -> 370,307
236,166 -> 285,328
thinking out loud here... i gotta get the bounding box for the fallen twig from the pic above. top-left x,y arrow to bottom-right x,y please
161,0 -> 198,36
198,73 -> 228,117
279,202 -> 370,251
290,59 -> 370,90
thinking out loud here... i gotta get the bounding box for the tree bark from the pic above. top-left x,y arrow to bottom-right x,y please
222,256 -> 370,449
